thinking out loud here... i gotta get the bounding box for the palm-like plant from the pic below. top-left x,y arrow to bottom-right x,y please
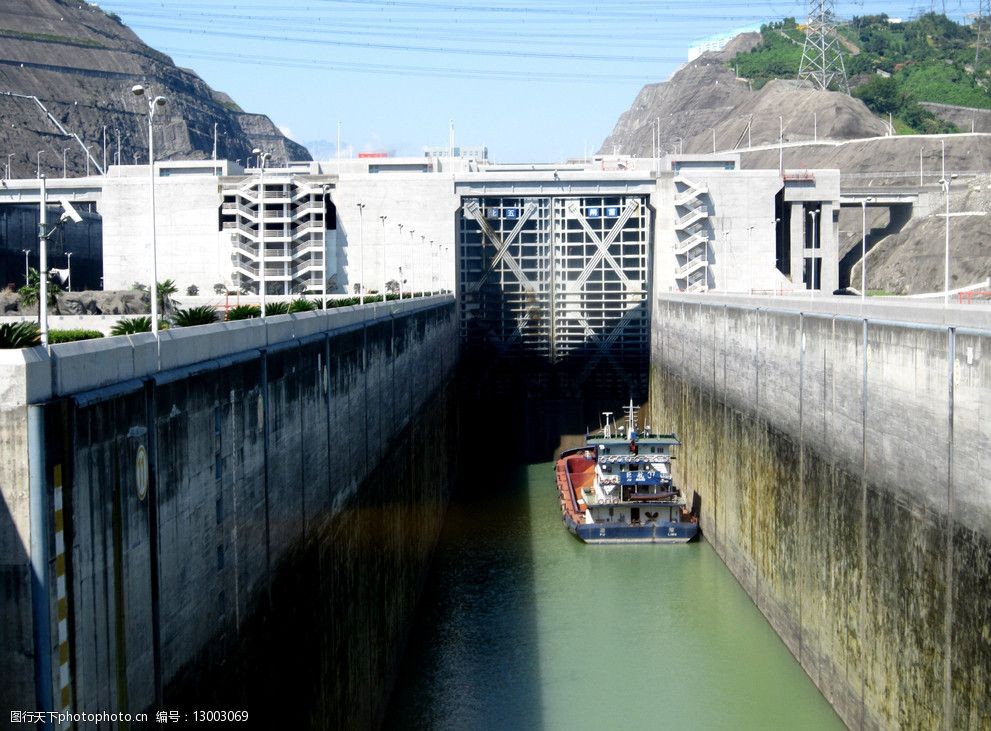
289,298 -> 316,312
226,305 -> 261,321
156,279 -> 179,317
0,322 -> 41,348
110,316 -> 166,335
265,301 -> 291,315
172,306 -> 219,327
18,267 -> 64,313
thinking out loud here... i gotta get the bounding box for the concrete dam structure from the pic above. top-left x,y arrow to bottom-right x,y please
1,296 -> 458,728
650,294 -> 990,729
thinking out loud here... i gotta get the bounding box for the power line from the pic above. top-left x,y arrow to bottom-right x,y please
129,21 -> 687,63
162,46 -> 660,82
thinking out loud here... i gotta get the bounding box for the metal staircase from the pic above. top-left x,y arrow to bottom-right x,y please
673,174 -> 710,292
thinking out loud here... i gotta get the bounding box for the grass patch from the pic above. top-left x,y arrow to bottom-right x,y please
0,28 -> 106,49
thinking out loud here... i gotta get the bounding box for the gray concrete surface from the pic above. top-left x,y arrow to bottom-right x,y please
650,293 -> 990,729
0,295 -> 459,724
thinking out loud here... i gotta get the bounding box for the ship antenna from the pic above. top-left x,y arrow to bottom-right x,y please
603,411 -> 613,439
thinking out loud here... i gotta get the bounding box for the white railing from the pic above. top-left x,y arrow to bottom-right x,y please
674,206 -> 709,230
673,231 -> 709,255
675,255 -> 708,279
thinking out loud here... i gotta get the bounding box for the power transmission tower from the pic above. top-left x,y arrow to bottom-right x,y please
798,0 -> 850,94
976,0 -> 991,64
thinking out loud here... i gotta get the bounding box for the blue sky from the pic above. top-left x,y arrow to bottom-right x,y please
98,0 -> 973,162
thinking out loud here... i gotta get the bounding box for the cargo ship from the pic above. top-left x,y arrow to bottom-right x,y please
554,402 -> 698,544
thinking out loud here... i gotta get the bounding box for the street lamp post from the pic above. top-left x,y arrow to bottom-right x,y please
321,184 -> 330,311
746,225 -> 755,294
940,174 -> 957,305
102,126 -> 107,173
919,145 -> 925,187
38,176 -> 49,346
356,203 -> 366,305
6,153 -> 12,180
115,129 -> 121,166
778,116 -> 784,174
66,252 -> 72,292
379,215 -> 388,302
397,223 -> 404,299
252,148 -> 271,316
36,151 -> 43,179
23,249 -> 29,285
409,229 -> 416,293
131,84 -> 167,335
860,198 -> 873,301
62,148 -> 69,178
430,240 -> 437,295
808,209 -> 819,293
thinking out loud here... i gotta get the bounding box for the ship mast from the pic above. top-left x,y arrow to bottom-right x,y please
625,400 -> 638,439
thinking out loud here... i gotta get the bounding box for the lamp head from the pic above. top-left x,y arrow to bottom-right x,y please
131,84 -> 145,97
58,199 -> 83,224
153,96 -> 166,107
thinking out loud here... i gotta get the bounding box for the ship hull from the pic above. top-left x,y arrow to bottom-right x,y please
555,448 -> 699,545
563,513 -> 698,544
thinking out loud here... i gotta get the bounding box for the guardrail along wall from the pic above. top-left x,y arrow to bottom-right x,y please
650,296 -> 989,730
1,297 -> 459,728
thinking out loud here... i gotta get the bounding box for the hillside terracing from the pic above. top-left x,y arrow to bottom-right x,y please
599,36 -> 889,157
0,0 -> 310,179
601,34 -> 991,295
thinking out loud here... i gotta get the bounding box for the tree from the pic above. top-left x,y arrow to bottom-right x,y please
18,268 -> 64,314
186,284 -> 199,296
385,279 -> 400,294
853,75 -> 901,114
156,279 -> 179,317
213,283 -> 227,295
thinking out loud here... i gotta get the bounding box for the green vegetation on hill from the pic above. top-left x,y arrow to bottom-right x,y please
731,13 -> 991,133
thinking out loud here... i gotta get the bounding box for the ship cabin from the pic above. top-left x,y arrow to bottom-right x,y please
584,434 -> 684,526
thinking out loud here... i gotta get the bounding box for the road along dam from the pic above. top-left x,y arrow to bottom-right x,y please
650,294 -> 990,729
0,296 -> 458,728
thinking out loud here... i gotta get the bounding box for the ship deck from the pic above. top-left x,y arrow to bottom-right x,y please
555,450 -> 595,526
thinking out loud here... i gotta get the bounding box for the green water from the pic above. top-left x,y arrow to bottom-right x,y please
387,461 -> 843,730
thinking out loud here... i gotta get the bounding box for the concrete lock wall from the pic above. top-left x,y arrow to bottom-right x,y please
650,294 -> 990,730
0,296 -> 459,728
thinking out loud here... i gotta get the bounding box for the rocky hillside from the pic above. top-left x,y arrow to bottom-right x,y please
599,35 -> 889,157
601,21 -> 991,295
0,0 -> 310,179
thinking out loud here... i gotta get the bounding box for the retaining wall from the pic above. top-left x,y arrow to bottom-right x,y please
650,294 -> 989,729
0,296 -> 459,728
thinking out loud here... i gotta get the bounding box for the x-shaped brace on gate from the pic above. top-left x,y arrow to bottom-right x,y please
462,199 -> 539,293
566,199 -> 640,290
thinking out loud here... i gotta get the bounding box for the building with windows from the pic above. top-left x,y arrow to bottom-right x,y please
0,155 -> 845,374
424,145 -> 488,161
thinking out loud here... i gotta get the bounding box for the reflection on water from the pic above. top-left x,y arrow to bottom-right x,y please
387,459 -> 842,730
